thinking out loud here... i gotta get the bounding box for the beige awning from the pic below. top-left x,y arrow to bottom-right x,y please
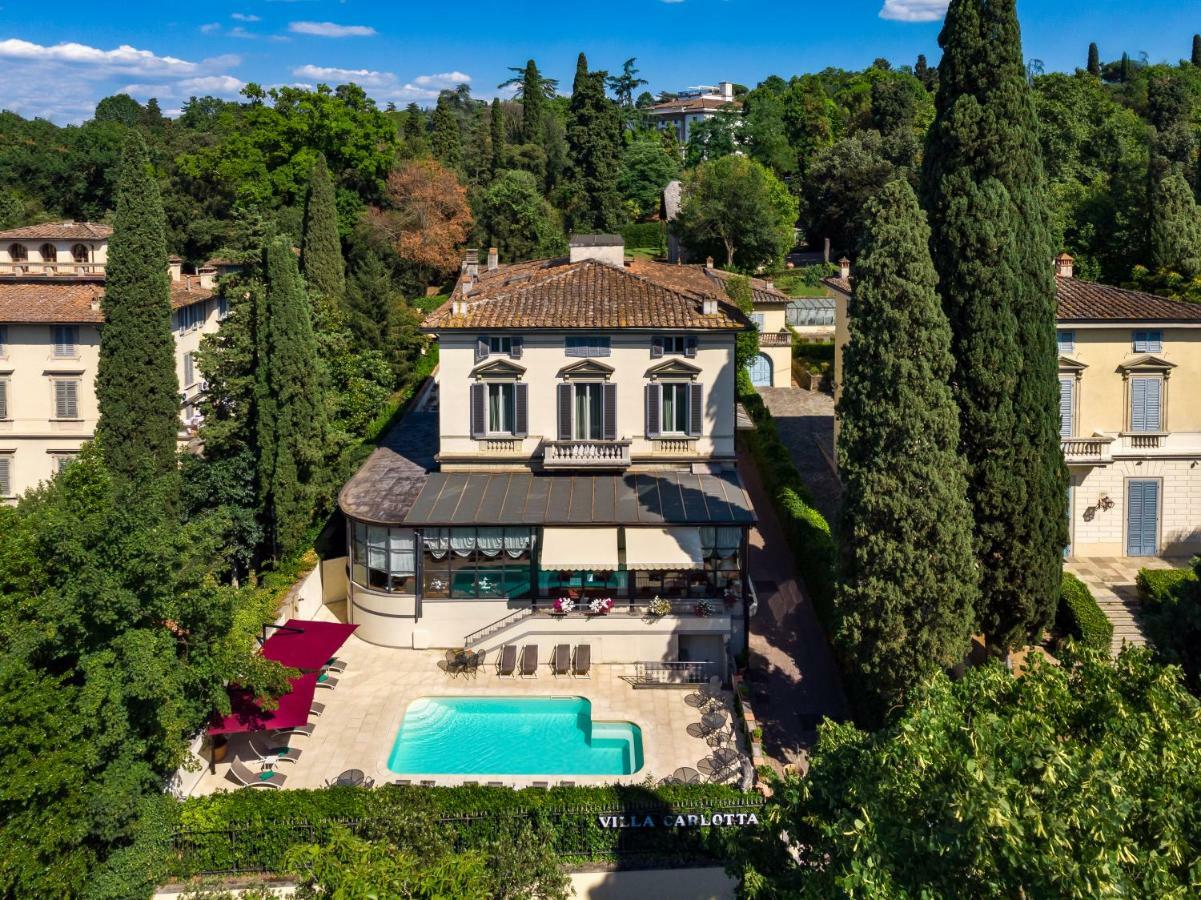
539,527 -> 620,570
624,527 -> 705,570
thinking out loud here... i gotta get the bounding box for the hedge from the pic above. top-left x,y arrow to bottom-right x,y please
1137,564 -> 1201,694
736,367 -> 836,625
1055,572 -> 1113,651
1137,567 -> 1196,607
169,784 -> 758,877
621,221 -> 665,252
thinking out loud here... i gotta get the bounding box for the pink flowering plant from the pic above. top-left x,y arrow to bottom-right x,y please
589,597 -> 614,615
553,597 -> 575,614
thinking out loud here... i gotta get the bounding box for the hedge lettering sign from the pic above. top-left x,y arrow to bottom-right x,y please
598,811 -> 760,829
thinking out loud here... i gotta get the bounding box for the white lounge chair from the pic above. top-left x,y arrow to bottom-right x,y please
315,673 -> 339,690
229,757 -> 286,789
249,734 -> 302,765
273,721 -> 316,740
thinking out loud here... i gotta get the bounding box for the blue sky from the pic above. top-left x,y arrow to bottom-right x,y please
2,0 -> 1198,123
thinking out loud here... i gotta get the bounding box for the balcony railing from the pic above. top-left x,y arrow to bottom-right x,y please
0,261 -> 105,277
542,438 -> 632,469
758,331 -> 792,347
628,661 -> 716,687
1061,435 -> 1114,465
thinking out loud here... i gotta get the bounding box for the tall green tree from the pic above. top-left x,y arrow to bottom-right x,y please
617,136 -> 679,219
1193,34 -> 1201,67
256,236 -> 329,558
564,54 -> 624,232
835,180 -> 977,719
430,96 -> 462,171
498,59 -> 555,145
1149,169 -> 1201,276
1087,42 -> 1101,76
473,169 -> 567,262
1120,51 -> 1132,82
607,57 -> 648,109
299,154 -> 345,300
922,0 -> 1067,652
489,98 -> 505,177
95,130 -> 180,493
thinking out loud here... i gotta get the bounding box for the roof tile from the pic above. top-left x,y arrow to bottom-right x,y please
0,222 -> 112,241
0,277 -> 214,323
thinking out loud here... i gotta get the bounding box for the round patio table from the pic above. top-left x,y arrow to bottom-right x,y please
714,748 -> 742,769
671,767 -> 701,784
702,711 -> 727,734
336,768 -> 365,787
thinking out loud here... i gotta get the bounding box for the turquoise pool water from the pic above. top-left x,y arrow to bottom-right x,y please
387,697 -> 643,775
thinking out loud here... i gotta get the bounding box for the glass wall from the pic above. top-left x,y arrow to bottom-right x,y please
422,527 -> 535,599
537,569 -> 628,599
350,523 -> 416,593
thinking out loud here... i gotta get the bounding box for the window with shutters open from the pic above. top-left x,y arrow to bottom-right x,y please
647,382 -> 703,438
183,352 -> 195,388
472,381 -> 527,438
53,379 -> 79,420
1058,376 -> 1075,438
52,325 -> 77,358
652,335 -> 698,359
1132,330 -> 1163,353
1129,376 -> 1162,433
0,455 -> 11,497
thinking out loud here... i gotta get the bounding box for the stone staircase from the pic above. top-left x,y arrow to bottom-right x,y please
1063,558 -> 1187,657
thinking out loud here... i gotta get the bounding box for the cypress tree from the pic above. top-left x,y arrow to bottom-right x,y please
921,0 -> 1067,652
835,179 -> 977,717
1193,34 -> 1201,68
520,59 -> 545,145
299,154 -> 345,301
431,96 -> 461,171
1087,42 -> 1101,76
256,235 -> 329,558
490,98 -> 505,177
95,130 -> 180,492
565,54 -> 624,232
1149,170 -> 1201,276
1120,52 -> 1132,83
914,54 -> 932,90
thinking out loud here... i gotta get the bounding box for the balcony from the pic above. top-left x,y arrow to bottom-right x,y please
0,261 -> 105,278
542,438 -> 632,469
1061,435 -> 1114,465
758,330 -> 792,347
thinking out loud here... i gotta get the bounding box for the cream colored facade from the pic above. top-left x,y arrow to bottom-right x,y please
0,237 -> 108,274
750,300 -> 793,388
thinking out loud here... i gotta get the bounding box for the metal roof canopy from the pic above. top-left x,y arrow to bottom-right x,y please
401,471 -> 755,527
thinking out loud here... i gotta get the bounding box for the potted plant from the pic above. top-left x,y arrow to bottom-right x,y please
552,597 -> 574,615
694,598 -> 715,617
647,595 -> 672,617
588,596 -> 613,616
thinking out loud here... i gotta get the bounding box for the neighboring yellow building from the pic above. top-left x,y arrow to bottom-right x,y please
0,223 -> 221,502
826,254 -> 1201,560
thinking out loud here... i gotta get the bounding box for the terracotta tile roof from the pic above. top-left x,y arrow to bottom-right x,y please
422,258 -> 748,331
649,97 -> 742,114
627,260 -> 790,306
0,222 -> 112,241
825,274 -> 1201,323
0,278 -> 213,323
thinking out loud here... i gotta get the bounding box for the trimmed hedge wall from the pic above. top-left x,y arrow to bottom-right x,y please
737,368 -> 836,624
1137,567 -> 1196,606
170,784 -> 758,877
1055,572 -> 1113,651
621,221 -> 666,252
1137,564 -> 1200,694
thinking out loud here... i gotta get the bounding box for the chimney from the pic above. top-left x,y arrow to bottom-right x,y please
168,255 -> 182,282
462,248 -> 480,278
705,256 -> 714,269
197,265 -> 217,290
1054,252 -> 1074,278
568,234 -> 625,267
487,247 -> 498,271
838,257 -> 851,280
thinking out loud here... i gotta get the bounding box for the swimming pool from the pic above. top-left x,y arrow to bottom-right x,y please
387,696 -> 643,776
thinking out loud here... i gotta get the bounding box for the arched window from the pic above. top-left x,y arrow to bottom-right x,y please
8,244 -> 27,262
72,244 -> 89,264
39,243 -> 56,263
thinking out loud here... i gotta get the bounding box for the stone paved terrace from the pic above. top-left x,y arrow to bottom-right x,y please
1065,556 -> 1190,656
188,603 -> 744,796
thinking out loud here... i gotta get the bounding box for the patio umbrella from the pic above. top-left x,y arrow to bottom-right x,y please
260,619 -> 358,670
209,672 -> 320,735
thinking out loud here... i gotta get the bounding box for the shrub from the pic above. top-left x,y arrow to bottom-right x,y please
1055,572 -> 1113,651
1137,567 -> 1196,607
620,221 -> 665,252
1137,563 -> 1201,694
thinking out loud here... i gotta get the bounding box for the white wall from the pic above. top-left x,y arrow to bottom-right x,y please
1071,460 -> 1201,557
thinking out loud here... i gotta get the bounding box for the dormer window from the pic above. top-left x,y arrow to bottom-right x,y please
489,336 -> 512,355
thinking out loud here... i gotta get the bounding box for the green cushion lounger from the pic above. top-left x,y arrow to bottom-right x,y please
249,734 -> 302,765
229,757 -> 286,789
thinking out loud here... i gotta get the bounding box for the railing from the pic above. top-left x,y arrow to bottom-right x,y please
464,606 -> 533,648
1061,435 -> 1114,464
1127,433 -> 1163,450
653,438 -> 697,454
480,438 -> 521,453
542,438 -> 632,469
628,660 -> 716,687
758,331 -> 792,347
0,261 -> 105,277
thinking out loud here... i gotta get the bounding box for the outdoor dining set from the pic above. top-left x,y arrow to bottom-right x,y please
660,676 -> 752,787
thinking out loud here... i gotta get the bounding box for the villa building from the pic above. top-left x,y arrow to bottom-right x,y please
826,254 -> 1201,560
647,83 -> 741,147
338,236 -> 759,676
0,222 -> 222,501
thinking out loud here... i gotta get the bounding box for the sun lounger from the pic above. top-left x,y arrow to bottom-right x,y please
229,757 -> 286,789
393,779 -> 412,786
531,781 -> 549,789
315,673 -> 339,690
520,645 -> 538,678
463,780 -> 479,787
498,644 -> 517,677
273,721 -> 316,739
486,781 -> 504,788
309,701 -> 325,717
559,780 -> 576,788
324,657 -> 348,673
250,734 -> 302,765
420,779 -> 436,787
573,644 -> 591,678
552,643 -> 570,676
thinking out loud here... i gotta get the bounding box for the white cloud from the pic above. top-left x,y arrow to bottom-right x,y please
289,65 -> 472,102
412,71 -> 470,87
231,12 -> 261,21
200,22 -> 221,33
229,27 -> 257,39
0,38 -> 204,76
293,64 -> 396,89
121,75 -> 245,100
288,21 -> 376,37
879,0 -> 948,22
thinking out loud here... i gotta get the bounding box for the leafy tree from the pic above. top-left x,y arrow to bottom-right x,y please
1149,169 -> 1201,276
490,98 -> 505,178
725,274 -> 759,370
498,59 -> 557,145
1121,51 -> 1132,82
675,155 -> 798,270
93,93 -> 142,126
922,0 -> 1067,652
564,54 -> 624,232
734,648 -> 1201,897
344,247 -> 423,383
430,95 -> 462,171
256,236 -> 329,558
617,137 -> 679,219
95,131 -> 180,494
299,154 -> 345,301
365,158 -> 473,282
607,57 -> 648,109
802,130 -> 897,254
834,180 -> 976,719
473,170 -> 567,262
684,110 -> 741,167
1087,42 -> 1101,76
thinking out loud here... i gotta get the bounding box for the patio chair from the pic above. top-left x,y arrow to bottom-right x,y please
497,644 -> 517,677
309,701 -> 325,718
486,781 -> 505,788
420,779 -> 436,787
703,675 -> 723,700
273,721 -> 316,740
520,645 -> 538,678
531,781 -> 549,790
553,644 -> 570,676
465,650 -> 485,678
229,757 -> 286,789
573,644 -> 591,678
324,657 -> 348,674
559,780 -> 576,788
315,673 -> 339,690
249,734 -> 303,765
